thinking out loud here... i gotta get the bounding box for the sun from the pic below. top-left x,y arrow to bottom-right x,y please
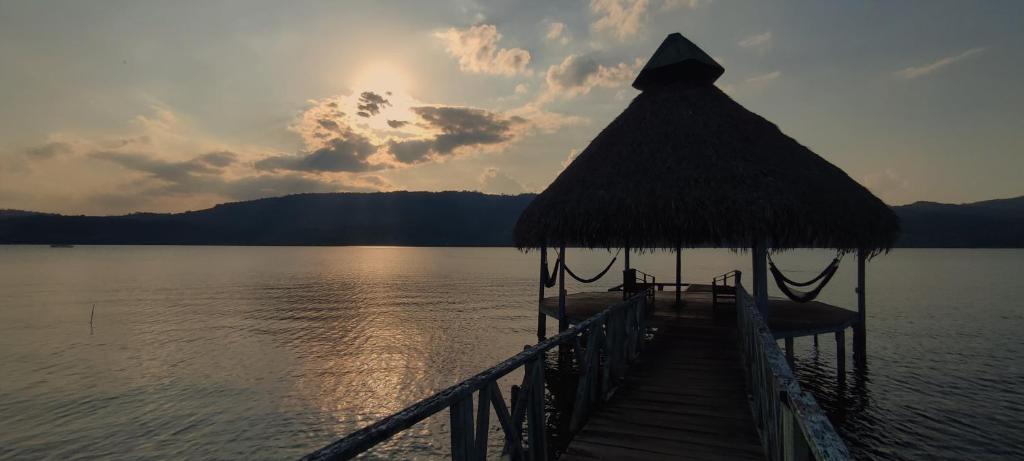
347,61 -> 424,136
352,60 -> 413,96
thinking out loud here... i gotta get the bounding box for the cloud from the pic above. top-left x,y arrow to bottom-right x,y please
479,167 -> 525,194
3,104 -> 393,215
435,24 -> 532,76
894,47 -> 986,80
590,0 -> 649,40
739,31 -> 771,48
561,149 -> 578,169
25,141 -> 73,159
862,168 -> 911,204
92,150 -> 368,202
255,131 -> 379,173
546,22 -> 569,44
90,149 -> 241,189
292,91 -> 567,171
744,70 -> 781,84
218,174 -> 357,201
387,106 -> 525,164
356,91 -> 391,117
194,151 -> 237,167
544,54 -> 643,99
515,83 -> 529,95
660,0 -> 707,10
506,103 -> 587,133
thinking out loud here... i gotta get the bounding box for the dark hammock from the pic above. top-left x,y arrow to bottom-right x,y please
768,255 -> 841,303
541,248 -> 619,286
541,257 -> 561,288
563,255 -> 618,283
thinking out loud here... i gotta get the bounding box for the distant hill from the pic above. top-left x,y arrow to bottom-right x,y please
892,195 -> 1024,248
1,192 -> 1022,247
0,192 -> 536,246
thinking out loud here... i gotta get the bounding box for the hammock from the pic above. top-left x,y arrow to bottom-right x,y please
768,254 -> 841,303
541,248 -> 620,286
541,257 -> 560,288
563,253 -> 619,283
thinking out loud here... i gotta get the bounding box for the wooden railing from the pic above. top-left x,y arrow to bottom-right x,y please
712,269 -> 741,310
734,283 -> 851,461
301,291 -> 650,461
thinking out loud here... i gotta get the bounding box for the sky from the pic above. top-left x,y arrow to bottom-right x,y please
1,0 -> 1021,215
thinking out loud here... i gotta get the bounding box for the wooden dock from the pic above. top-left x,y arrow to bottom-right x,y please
561,290 -> 764,460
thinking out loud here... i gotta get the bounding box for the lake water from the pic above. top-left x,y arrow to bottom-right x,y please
0,246 -> 1021,460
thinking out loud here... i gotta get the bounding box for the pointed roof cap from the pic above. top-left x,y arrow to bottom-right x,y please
632,33 -> 724,91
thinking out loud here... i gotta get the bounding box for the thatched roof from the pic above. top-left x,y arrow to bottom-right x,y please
515,33 -> 899,254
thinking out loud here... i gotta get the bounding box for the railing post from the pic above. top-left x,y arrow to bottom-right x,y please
489,382 -> 523,461
475,387 -> 491,460
526,358 -> 547,461
781,397 -> 812,461
450,395 -> 475,461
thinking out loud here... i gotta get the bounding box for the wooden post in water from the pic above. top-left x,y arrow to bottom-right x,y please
537,245 -> 547,341
785,336 -> 794,365
835,329 -> 846,379
854,248 -> 867,364
675,242 -> 682,307
558,244 -> 568,332
751,240 -> 769,316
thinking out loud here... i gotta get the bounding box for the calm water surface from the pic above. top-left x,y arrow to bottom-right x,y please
0,246 -> 1021,459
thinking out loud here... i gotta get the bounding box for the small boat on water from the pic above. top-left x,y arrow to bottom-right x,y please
49,244 -> 74,248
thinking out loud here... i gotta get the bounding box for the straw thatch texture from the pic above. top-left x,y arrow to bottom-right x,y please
514,82 -> 899,253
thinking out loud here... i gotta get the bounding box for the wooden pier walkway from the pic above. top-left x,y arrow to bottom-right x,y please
560,290 -> 765,460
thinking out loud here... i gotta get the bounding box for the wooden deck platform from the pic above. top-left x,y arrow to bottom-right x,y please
560,291 -> 765,460
539,285 -> 857,339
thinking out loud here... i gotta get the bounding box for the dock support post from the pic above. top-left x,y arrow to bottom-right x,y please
785,336 -> 794,365
752,240 -> 769,316
558,245 -> 568,333
537,245 -> 547,341
622,243 -> 630,300
854,248 -> 867,364
675,242 -> 682,307
835,330 -> 846,379
813,334 -> 819,347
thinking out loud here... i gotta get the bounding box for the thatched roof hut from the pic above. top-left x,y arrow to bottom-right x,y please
514,33 -> 899,255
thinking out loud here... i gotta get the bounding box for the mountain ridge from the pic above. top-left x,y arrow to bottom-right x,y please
1,192 -> 1022,248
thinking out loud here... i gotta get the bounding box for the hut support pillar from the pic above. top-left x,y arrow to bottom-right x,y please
854,248 -> 867,364
622,243 -> 631,300
752,240 -> 769,316
785,336 -> 794,365
536,245 -> 547,341
675,243 -> 682,307
558,245 -> 568,333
